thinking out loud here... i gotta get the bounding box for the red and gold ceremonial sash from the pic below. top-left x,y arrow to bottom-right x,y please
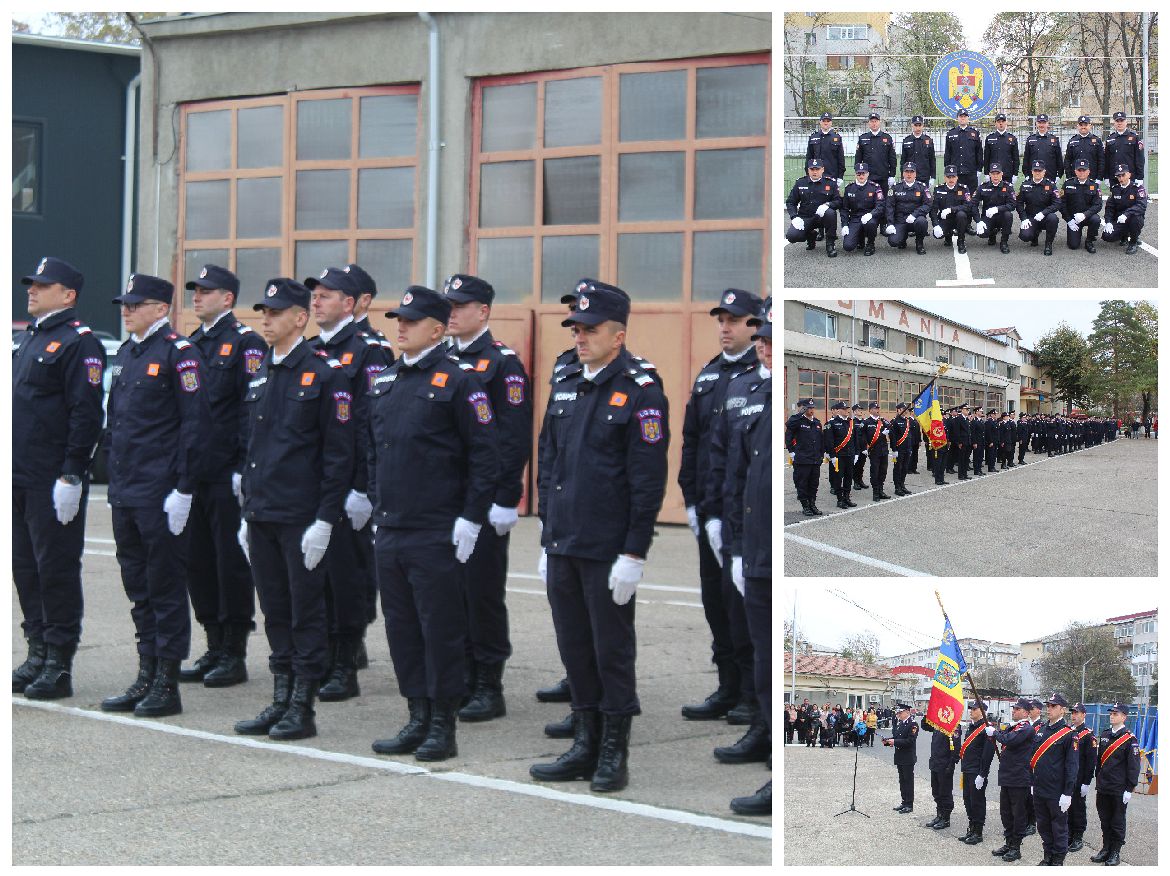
893,418 -> 910,447
960,722 -> 985,758
832,418 -> 854,454
1030,725 -> 1073,770
867,417 -> 885,448
1099,732 -> 1135,767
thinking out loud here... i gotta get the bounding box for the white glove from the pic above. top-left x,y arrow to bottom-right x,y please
163,490 -> 193,536
1067,220 -> 1079,231
837,178 -> 845,188
1033,212 -> 1045,222
1080,783 -> 1090,797
704,518 -> 724,563
816,203 -> 829,217
975,775 -> 986,790
1104,222 -> 1114,234
608,555 -> 644,606
786,451 -> 795,464
1020,219 -> 1032,230
237,519 -> 249,562
887,176 -> 896,188
452,516 -> 482,564
976,221 -> 987,235
344,490 -> 373,531
941,207 -> 952,219
1117,214 -> 1127,224
885,224 -> 896,235
984,724 -> 996,736
231,471 -> 243,500
985,206 -> 998,217
1135,180 -> 1144,188
852,454 -> 859,464
860,212 -> 872,224
1058,794 -> 1072,812
859,450 -> 867,458
538,548 -> 547,585
731,556 -> 745,596
52,478 -> 83,525
685,505 -> 700,537
932,224 -> 944,238
892,451 -> 898,461
791,216 -> 805,231
301,520 -> 333,570
1123,791 -> 1132,804
488,503 -> 519,536
1074,212 -> 1086,223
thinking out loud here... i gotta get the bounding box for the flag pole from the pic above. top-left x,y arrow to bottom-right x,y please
934,589 -> 989,711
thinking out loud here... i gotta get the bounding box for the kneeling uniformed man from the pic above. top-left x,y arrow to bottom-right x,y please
974,163 -> 1016,253
1101,163 -> 1148,254
839,163 -> 884,255
930,165 -> 973,252
884,162 -> 932,253
1062,158 -> 1103,252
784,158 -> 840,257
1016,160 -> 1062,255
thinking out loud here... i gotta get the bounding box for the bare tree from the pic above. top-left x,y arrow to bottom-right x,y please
839,631 -> 881,665
984,13 -> 1072,118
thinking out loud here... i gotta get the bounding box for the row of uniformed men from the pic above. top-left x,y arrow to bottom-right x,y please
887,696 -> 1141,865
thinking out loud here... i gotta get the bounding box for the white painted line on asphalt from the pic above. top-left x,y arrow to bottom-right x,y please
1139,240 -> 1159,257
13,698 -> 771,840
936,238 -> 994,287
784,533 -> 932,577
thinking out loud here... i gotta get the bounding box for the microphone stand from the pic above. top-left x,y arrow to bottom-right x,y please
835,731 -> 871,818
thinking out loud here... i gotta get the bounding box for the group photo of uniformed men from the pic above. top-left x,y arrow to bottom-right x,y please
12,255 -> 772,816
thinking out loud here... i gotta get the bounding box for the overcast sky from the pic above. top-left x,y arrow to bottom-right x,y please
903,299 -> 1155,347
783,583 -> 1156,658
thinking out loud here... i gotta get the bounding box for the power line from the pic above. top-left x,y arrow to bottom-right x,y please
822,588 -> 937,652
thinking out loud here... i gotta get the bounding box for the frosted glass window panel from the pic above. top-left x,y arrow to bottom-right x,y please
694,147 -> 765,219
235,248 -> 283,309
186,110 -> 231,171
296,240 -> 349,284
479,161 -> 535,228
359,94 -> 419,158
616,233 -> 683,300
185,180 -> 230,240
182,249 -> 228,308
356,239 -> 413,295
296,98 -> 352,160
618,152 -> 685,221
236,177 -> 282,239
476,237 -> 533,303
358,167 -> 415,229
692,230 -> 763,301
696,65 -> 768,138
543,156 -> 600,226
544,77 -> 602,147
237,105 -> 284,168
481,83 -> 536,152
296,169 -> 350,231
619,71 -> 686,142
541,235 -> 599,302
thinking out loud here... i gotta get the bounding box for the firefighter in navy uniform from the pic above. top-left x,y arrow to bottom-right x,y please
901,114 -> 936,190
930,165 -> 973,252
1091,703 -> 1141,865
785,158 -> 841,256
860,401 -> 891,502
1065,115 -> 1106,181
1026,698 -> 1046,835
944,108 -> 983,219
824,401 -> 857,509
856,111 -> 898,194
969,406 -> 986,476
12,257 -> 106,700
805,112 -> 846,186
839,163 -> 885,256
1016,160 -> 1063,255
953,403 -> 972,480
103,274 -> 211,718
974,163 -> 1016,253
957,700 -> 997,845
234,278 -> 355,741
531,281 -> 669,794
884,162 -> 932,253
786,399 -> 824,516
921,714 -> 962,831
1022,114 -> 1063,183
848,403 -> 869,491
987,698 -> 1037,861
885,702 -> 919,813
983,113 -> 1020,186
1104,111 -> 1145,189
888,402 -> 914,495
181,264 -> 266,689
1102,163 -> 1148,254
1062,158 -> 1104,252
1030,693 -> 1080,866
1066,702 -> 1098,854
442,273 -> 533,723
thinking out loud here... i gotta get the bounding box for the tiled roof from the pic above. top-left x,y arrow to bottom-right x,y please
1106,609 -> 1158,623
983,327 -> 1017,336
784,653 -> 893,680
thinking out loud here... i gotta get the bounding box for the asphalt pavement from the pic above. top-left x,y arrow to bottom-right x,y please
784,437 -> 1157,577
782,201 -> 1158,288
12,505 -> 772,865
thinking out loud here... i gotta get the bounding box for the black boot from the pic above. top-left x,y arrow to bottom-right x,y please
1126,240 -> 1138,255
854,479 -> 868,490
843,495 -> 857,507
1051,853 -> 1065,866
590,713 -> 632,792
415,697 -> 459,761
459,660 -> 506,722
799,498 -> 812,515
536,676 -> 572,703
991,842 -> 1012,857
1002,842 -> 1022,862
1085,238 -> 1097,254
235,673 -> 292,735
1001,238 -> 1011,254
372,697 -> 431,754
1044,243 -> 1053,255
962,823 -> 984,845
730,780 -> 771,815
318,634 -> 361,702
826,240 -> 838,258
13,634 -> 46,693
1023,822 -> 1036,837
180,623 -> 223,682
1104,847 -> 1120,865
916,238 -> 927,255
544,712 -> 574,738
24,642 -> 77,700
924,816 -> 941,828
713,714 -> 770,764
726,695 -> 758,726
203,622 -> 249,688
101,654 -> 156,712
134,658 -> 183,717
932,816 -> 951,830
958,238 -> 967,254
681,662 -> 738,720
269,677 -> 318,740
1067,835 -> 1083,853
1038,852 -> 1053,865
837,497 -> 851,509
1090,844 -> 1112,863
863,242 -> 875,256
530,710 -> 601,782
808,501 -> 824,516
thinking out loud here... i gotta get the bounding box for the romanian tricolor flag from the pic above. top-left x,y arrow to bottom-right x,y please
925,617 -> 968,736
913,382 -> 948,450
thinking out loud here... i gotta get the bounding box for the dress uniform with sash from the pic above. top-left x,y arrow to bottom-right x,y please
1030,694 -> 1080,865
850,404 -> 869,490
1092,703 -> 1141,865
860,402 -> 890,501
921,716 -> 962,830
886,703 -> 919,812
182,264 -> 267,689
988,698 -> 1037,861
1066,702 -> 1097,853
103,274 -> 211,718
824,402 -> 857,508
785,398 -> 825,515
953,404 -> 972,480
888,402 -> 914,495
983,410 -> 1000,473
957,702 -> 997,845
969,407 -> 985,476
12,257 -> 106,700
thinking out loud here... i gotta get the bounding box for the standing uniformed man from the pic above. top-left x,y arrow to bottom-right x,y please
885,702 -> 919,813
806,112 -> 846,186
442,273 -> 532,723
1017,414 -> 1030,464
952,404 -> 971,480
983,113 -> 1020,184
1066,702 -> 1097,854
969,406 -> 985,476
930,409 -> 950,486
1065,115 -> 1106,181
957,700 -> 996,845
861,402 -> 890,502
13,257 -> 106,700
365,285 -> 500,762
849,403 -> 869,492
884,162 -> 932,253
679,289 -> 761,725
888,402 -> 913,496
839,163 -> 885,256
824,402 -> 857,509
1091,703 -> 1141,865
944,108 -> 983,215
784,158 -> 840,256
1062,158 -> 1104,253
908,411 -> 922,473
102,274 -> 211,718
234,278 -> 355,741
1016,160 -> 1062,255
180,264 -> 266,690
974,163 -> 1016,253
987,697 -> 1037,861
855,111 -> 898,194
1102,163 -> 1148,254
1030,693 -> 1079,866
983,409 -> 999,473
1104,111 -> 1145,189
901,114 -> 936,189
921,715 -> 962,831
786,399 -> 824,516
1022,114 -> 1063,183
930,165 -> 973,252
530,281 -> 668,793
1026,697 -> 1046,834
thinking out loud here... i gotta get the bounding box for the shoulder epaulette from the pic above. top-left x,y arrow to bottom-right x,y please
493,341 -> 517,356
457,362 -> 474,371
362,335 -> 381,346
172,336 -> 192,351
69,320 -> 93,336
235,323 -> 253,336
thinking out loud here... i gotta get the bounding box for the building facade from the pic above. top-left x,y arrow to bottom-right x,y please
1108,609 -> 1158,706
881,638 -> 1021,704
782,653 -> 894,710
